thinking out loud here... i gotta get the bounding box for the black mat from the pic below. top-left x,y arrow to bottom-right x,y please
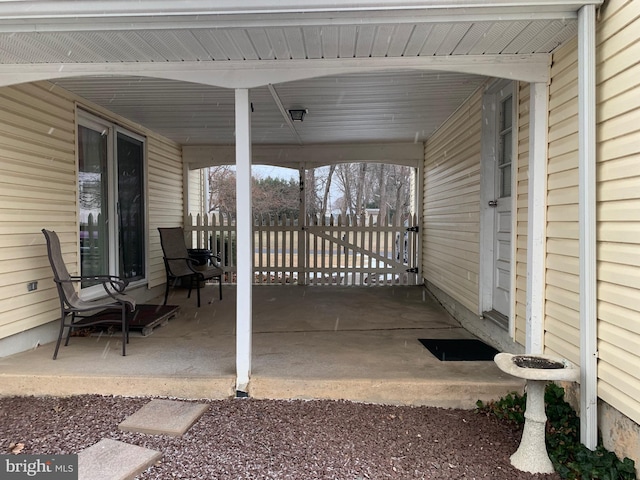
418,338 -> 499,361
77,304 -> 180,336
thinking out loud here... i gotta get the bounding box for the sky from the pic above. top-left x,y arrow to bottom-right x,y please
252,165 -> 298,180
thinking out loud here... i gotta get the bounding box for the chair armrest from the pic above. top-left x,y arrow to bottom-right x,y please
201,251 -> 222,264
68,275 -> 129,293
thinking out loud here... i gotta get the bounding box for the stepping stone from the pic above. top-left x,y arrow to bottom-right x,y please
119,399 -> 209,436
78,438 -> 161,480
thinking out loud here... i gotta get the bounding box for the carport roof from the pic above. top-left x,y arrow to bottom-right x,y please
0,1 -> 602,150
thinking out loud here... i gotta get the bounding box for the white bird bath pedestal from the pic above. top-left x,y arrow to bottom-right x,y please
494,353 -> 580,474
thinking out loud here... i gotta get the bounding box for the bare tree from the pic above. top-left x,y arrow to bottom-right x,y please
321,165 -> 336,218
355,163 -> 367,215
377,164 -> 388,222
335,164 -> 354,216
208,163 -> 412,224
386,165 -> 412,224
208,166 -> 236,214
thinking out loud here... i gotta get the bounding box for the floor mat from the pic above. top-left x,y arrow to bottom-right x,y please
418,338 -> 499,361
76,304 -> 180,336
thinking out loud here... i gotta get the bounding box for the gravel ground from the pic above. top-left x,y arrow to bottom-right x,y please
0,395 -> 560,479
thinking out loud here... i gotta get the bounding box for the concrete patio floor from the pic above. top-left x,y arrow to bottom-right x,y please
0,285 -> 524,408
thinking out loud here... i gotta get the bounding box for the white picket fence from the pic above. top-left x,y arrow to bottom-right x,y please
184,212 -> 419,286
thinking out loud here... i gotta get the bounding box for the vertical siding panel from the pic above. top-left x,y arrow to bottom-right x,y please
595,0 -> 640,425
514,82 -> 530,346
423,88 -> 483,313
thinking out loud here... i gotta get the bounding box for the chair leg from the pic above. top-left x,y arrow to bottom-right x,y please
121,306 -> 127,356
187,276 -> 193,299
196,278 -> 201,307
163,279 -> 170,305
64,312 -> 75,346
52,309 -> 67,360
218,275 -> 222,300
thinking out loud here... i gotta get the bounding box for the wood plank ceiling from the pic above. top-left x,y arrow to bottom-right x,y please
0,2 -> 590,148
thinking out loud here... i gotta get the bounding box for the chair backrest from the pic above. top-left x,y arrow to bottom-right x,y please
42,229 -> 79,305
158,227 -> 193,277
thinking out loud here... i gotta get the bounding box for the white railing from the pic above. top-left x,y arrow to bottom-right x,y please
185,212 -> 418,286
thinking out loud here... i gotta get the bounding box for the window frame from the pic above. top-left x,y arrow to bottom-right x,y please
77,110 -> 148,298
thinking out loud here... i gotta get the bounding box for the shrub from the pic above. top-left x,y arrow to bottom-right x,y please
477,384 -> 636,479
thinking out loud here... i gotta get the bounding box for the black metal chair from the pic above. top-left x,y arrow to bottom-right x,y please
158,227 -> 223,307
42,229 -> 136,359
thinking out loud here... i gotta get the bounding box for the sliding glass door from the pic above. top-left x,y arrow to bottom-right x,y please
78,112 -> 146,292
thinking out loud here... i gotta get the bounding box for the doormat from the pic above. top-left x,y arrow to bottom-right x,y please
75,305 -> 180,337
418,338 -> 499,361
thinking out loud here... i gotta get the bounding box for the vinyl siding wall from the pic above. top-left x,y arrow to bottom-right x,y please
423,87 -> 483,314
148,136 -> 184,289
545,37 -> 581,366
0,81 -> 183,340
514,82 -> 530,347
0,82 -> 76,339
542,0 -> 640,425
188,168 -> 206,217
593,0 -> 640,425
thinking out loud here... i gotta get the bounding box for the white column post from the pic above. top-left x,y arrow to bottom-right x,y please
235,88 -> 252,393
526,81 -> 549,355
578,3 -> 598,450
298,164 -> 307,285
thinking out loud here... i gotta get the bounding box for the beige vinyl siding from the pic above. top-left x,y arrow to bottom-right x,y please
188,168 -> 206,217
594,0 -> 640,425
0,81 -> 183,340
423,87 -> 483,313
0,82 -> 76,339
545,37 -> 580,366
148,136 -> 183,289
514,82 -> 530,346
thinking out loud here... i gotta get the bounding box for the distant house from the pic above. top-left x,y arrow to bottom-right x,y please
0,0 -> 638,473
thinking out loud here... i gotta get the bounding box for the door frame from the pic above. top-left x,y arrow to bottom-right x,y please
479,78 -> 518,334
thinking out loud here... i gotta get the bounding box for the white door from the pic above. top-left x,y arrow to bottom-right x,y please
491,93 -> 513,317
480,80 -> 514,328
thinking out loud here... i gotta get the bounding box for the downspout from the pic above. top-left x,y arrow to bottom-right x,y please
235,88 -> 253,394
578,3 -> 598,450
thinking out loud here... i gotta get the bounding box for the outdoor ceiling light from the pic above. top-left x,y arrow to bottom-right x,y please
288,108 -> 308,122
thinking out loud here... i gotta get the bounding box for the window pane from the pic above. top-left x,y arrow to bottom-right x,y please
501,96 -> 512,131
117,133 -> 145,280
78,125 -> 109,286
500,164 -> 511,198
500,130 -> 512,167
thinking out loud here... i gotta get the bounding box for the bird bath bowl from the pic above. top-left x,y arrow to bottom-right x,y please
494,353 -> 579,474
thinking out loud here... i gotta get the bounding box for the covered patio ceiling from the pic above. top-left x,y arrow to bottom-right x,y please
0,1 -> 601,168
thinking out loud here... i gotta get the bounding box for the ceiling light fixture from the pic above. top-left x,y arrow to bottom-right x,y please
288,108 -> 308,122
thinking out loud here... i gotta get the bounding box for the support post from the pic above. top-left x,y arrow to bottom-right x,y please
578,3 -> 598,450
235,88 -> 252,393
298,164 -> 307,285
526,81 -> 549,355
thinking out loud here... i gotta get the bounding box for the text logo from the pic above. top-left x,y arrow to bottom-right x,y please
1,455 -> 78,479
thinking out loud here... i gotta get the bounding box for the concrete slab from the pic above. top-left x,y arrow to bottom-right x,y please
119,399 -> 208,436
0,285 -> 525,408
78,438 -> 161,480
